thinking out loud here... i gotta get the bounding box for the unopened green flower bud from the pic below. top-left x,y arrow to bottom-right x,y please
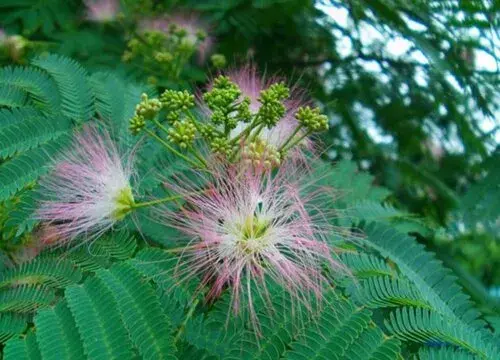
178,38 -> 196,52
210,54 -> 227,69
210,137 -> 232,157
122,51 -> 133,62
135,93 -> 162,120
295,106 -> 328,132
167,120 -> 197,149
160,89 -> 195,113
200,123 -> 217,141
242,139 -> 281,169
212,76 -> 237,91
145,31 -> 167,44
129,114 -> 146,135
154,51 -> 173,63
166,111 -> 181,124
268,83 -> 289,100
196,30 -> 207,41
127,38 -> 140,51
176,28 -> 188,38
203,76 -> 241,120
257,82 -> 290,127
236,97 -> 252,123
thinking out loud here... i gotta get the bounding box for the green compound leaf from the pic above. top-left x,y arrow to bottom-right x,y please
32,54 -> 94,122
97,262 -> 177,360
34,301 -> 86,360
3,331 -> 42,360
65,277 -> 135,360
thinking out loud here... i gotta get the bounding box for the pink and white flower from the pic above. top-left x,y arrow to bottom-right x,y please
160,161 -> 345,329
84,0 -> 120,23
36,125 -> 135,247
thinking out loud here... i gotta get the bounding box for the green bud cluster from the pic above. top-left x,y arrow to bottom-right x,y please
204,76 -> 241,113
123,31 -> 168,63
161,90 -> 195,112
236,97 -> 252,123
196,30 -> 207,42
154,51 -> 173,63
210,137 -> 233,156
167,120 -> 196,149
203,76 -> 242,130
129,114 -> 146,135
210,54 -> 227,69
123,23 -> 206,79
199,124 -> 217,141
129,93 -> 162,135
178,38 -> 196,53
160,90 -> 195,124
127,74 -> 330,168
136,93 -> 162,120
257,83 -> 290,127
295,106 -> 329,132
242,139 -> 281,169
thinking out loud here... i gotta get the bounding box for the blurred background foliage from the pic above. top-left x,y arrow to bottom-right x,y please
0,0 -> 498,313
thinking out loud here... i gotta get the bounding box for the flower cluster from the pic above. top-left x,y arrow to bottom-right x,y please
139,12 -> 213,63
35,65 -> 341,332
129,67 -> 327,170
124,12 -> 221,79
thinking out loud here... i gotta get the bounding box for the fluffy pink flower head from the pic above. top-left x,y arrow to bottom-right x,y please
161,161 -> 344,329
141,12 -> 213,63
84,0 -> 120,22
36,125 -> 135,247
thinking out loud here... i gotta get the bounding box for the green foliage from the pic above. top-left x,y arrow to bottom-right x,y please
0,256 -> 82,288
3,331 -> 41,360
0,1 -> 498,359
0,66 -> 62,111
386,307 -> 497,359
0,144 -> 497,360
0,135 -> 70,202
65,277 -> 136,359
351,276 -> 431,309
415,347 -> 477,360
34,302 -> 85,360
0,285 -> 55,312
0,313 -> 27,342
31,54 -> 94,122
362,222 -> 485,330
0,0 -> 77,35
0,114 -> 72,158
96,263 -> 176,360
0,83 -> 27,107
340,253 -> 394,278
283,293 -> 400,360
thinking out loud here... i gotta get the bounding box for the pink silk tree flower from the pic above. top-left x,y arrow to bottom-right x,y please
36,125 -> 135,247
84,0 -> 120,22
159,161 -> 346,330
140,12 -> 213,63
